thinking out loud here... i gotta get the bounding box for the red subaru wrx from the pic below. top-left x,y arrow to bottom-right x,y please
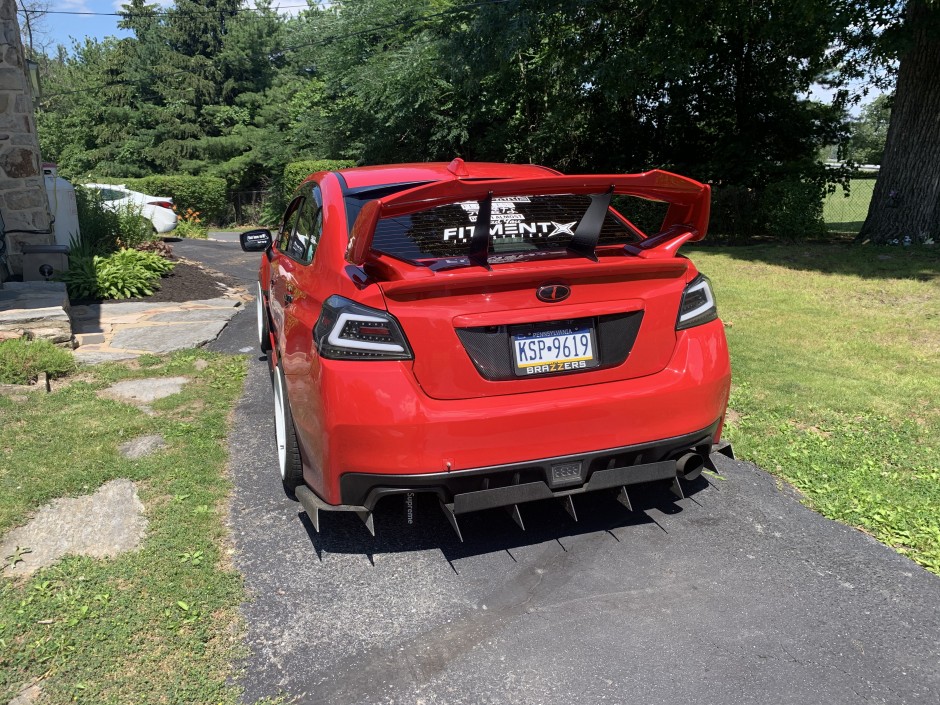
240,160 -> 732,540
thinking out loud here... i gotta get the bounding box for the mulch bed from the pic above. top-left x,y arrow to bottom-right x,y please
71,259 -> 241,306
135,260 -> 240,303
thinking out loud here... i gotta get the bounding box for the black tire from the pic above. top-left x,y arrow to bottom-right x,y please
256,281 -> 272,353
272,361 -> 304,495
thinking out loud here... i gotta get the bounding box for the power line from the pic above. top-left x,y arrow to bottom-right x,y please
30,5 -> 311,17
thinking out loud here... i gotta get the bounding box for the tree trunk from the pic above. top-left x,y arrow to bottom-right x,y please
858,1 -> 940,245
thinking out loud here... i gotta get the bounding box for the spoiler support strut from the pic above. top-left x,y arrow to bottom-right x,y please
567,187 -> 614,262
467,191 -> 493,270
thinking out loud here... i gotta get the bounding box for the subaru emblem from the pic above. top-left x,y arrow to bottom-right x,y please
536,284 -> 571,303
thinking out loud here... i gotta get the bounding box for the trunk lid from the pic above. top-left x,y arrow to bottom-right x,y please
350,170 -> 708,400
379,256 -> 689,400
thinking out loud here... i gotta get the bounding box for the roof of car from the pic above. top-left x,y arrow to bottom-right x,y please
333,161 -> 561,189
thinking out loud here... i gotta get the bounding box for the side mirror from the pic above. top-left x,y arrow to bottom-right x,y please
240,228 -> 273,252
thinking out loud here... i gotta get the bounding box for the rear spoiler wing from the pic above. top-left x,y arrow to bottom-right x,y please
345,169 -> 710,266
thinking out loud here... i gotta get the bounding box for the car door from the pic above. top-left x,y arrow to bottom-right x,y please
269,195 -> 305,339
271,185 -> 326,360
277,185 -> 325,374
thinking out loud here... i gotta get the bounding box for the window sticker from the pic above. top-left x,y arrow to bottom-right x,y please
371,193 -> 642,263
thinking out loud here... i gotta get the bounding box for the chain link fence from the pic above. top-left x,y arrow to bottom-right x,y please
823,176 -> 876,234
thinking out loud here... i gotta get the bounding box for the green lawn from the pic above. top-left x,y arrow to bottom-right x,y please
689,243 -> 940,573
0,351 -> 277,704
823,179 -> 876,233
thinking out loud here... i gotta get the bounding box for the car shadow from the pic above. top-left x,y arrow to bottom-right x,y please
686,242 -> 940,281
296,476 -> 713,569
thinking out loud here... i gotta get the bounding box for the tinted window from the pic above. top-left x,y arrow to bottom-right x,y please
286,196 -> 322,265
343,181 -> 432,233
372,194 -> 643,264
278,197 -> 304,252
95,188 -> 125,202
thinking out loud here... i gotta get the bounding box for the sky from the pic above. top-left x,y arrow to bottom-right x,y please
31,0 -> 305,53
34,1 -> 153,51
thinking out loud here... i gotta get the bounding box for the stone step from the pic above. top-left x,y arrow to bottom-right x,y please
0,281 -> 72,344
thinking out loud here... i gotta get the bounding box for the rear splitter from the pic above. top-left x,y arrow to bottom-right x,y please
294,426 -> 734,541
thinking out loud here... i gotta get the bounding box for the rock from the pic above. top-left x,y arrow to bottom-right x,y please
7,681 -> 42,705
99,376 -> 189,404
109,321 -> 228,353
188,297 -> 242,308
0,145 -> 38,178
0,282 -> 72,344
148,308 -> 239,322
119,434 -> 166,459
1,479 -> 148,578
72,350 -> 138,365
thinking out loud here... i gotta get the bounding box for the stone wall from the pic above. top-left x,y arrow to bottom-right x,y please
0,0 -> 51,278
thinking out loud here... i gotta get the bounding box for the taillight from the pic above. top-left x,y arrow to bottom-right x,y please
676,274 -> 718,330
314,295 -> 413,360
147,201 -> 174,209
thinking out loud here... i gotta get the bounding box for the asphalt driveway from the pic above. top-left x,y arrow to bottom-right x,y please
178,237 -> 940,705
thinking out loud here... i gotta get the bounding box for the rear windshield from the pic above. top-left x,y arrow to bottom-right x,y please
372,194 -> 646,264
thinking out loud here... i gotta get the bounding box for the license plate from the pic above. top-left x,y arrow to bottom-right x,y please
511,326 -> 598,376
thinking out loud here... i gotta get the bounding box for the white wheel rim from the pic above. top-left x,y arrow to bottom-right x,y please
255,282 -> 266,349
272,365 -> 288,478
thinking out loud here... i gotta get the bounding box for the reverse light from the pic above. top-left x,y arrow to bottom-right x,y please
676,274 -> 718,330
314,295 -> 413,360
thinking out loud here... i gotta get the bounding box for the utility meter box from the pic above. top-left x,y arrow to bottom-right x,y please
22,244 -> 69,282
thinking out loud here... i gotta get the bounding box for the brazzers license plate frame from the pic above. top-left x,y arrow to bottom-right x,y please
510,322 -> 600,377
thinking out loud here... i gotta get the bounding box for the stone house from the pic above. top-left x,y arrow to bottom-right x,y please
0,0 -> 52,280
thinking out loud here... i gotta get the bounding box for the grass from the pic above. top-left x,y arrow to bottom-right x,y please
688,243 -> 940,573
823,179 -> 876,233
0,338 -> 76,385
0,350 -> 267,704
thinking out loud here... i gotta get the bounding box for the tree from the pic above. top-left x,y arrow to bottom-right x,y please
442,0 -> 847,186
857,1 -> 940,244
34,0 -> 857,220
848,94 -> 891,165
17,0 -> 51,57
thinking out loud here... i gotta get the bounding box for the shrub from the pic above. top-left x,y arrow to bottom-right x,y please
72,187 -> 157,255
97,249 -> 174,299
73,186 -> 121,254
60,248 -> 176,300
114,203 -> 158,249
264,159 -> 355,223
759,179 -> 828,240
709,185 -> 762,243
0,337 -> 76,385
59,254 -> 100,299
709,181 -> 828,242
173,208 -> 209,239
120,175 -> 228,225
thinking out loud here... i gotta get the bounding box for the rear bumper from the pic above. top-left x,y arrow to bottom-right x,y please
150,208 -> 178,234
340,421 -> 720,508
292,318 -> 730,505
